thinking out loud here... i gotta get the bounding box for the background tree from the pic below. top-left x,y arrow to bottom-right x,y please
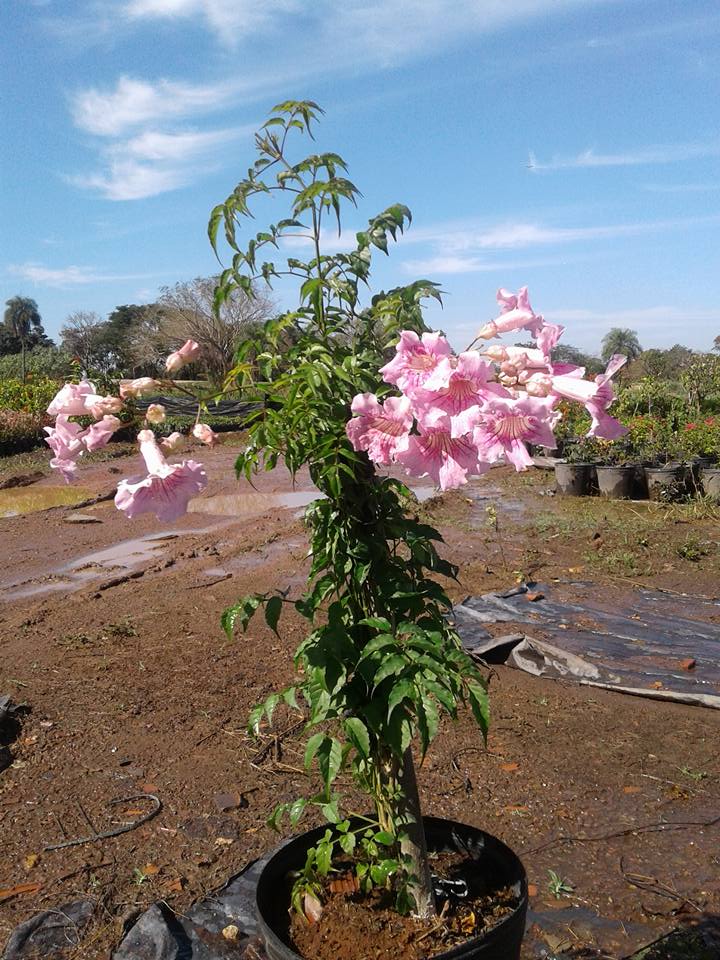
601,327 -> 642,364
60,311 -> 107,373
631,344 -> 693,382
713,334 -> 720,353
130,277 -> 275,382
2,296 -> 50,380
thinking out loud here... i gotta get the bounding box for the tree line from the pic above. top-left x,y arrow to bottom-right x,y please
2,277 -> 275,383
2,286 -> 720,386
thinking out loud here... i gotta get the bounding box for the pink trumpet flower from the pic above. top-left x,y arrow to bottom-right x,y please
166,339 -> 201,373
115,430 -> 207,521
120,377 -> 160,399
43,416 -> 86,482
414,353 -> 497,437
476,286 -> 543,340
395,409 -> 488,491
345,393 -> 412,465
550,354 -> 628,439
47,380 -> 97,417
192,422 -> 219,446
87,395 -> 124,419
379,331 -> 453,394
83,415 -> 121,452
473,395 -> 559,471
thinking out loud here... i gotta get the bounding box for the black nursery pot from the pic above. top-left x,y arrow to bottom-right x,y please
256,816 -> 528,960
554,462 -> 596,497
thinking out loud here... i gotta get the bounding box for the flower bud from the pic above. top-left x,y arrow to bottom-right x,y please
120,377 -> 160,399
146,403 -> 166,425
193,422 -> 218,446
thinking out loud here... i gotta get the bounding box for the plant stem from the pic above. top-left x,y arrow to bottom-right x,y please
376,748 -> 436,919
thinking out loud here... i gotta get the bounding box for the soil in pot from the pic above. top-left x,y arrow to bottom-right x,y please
596,465 -> 635,499
554,462 -> 595,497
257,818 -> 527,960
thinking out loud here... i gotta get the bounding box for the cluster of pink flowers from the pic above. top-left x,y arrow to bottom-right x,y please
43,339 -> 213,520
346,287 -> 628,491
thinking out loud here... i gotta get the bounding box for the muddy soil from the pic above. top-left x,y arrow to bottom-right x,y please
0,440 -> 718,959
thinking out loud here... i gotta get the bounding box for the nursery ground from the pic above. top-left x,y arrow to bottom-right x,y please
0,438 -> 719,959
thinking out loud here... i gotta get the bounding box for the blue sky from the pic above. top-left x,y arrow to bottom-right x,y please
2,0 -> 720,354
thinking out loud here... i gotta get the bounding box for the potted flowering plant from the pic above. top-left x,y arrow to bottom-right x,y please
42,102 -> 627,960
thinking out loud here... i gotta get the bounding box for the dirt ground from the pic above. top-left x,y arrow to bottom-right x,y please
1,437 -> 719,959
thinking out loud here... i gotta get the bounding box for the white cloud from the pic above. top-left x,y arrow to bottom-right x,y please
529,141 -> 720,172
8,263 -> 154,287
71,74 -> 239,137
402,214 -> 720,256
71,125 -> 250,200
123,0 -> 299,35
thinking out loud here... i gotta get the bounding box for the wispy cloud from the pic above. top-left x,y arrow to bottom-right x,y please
8,263 -> 155,287
70,125 -> 251,200
643,182 -> 720,195
71,74 -> 239,137
529,141 -> 720,172
550,305 -> 720,332
401,213 -> 720,258
118,0 -> 618,53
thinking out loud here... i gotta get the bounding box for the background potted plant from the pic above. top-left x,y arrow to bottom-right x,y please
592,437 -> 639,499
554,434 -> 600,497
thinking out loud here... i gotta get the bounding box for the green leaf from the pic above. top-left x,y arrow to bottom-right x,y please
468,680 -> 490,740
315,839 -> 333,876
359,616 -> 392,631
289,797 -> 307,827
221,595 -> 262,639
304,732 -> 327,770
372,655 -> 407,688
374,831 -> 395,846
344,717 -> 370,758
321,799 -> 340,823
265,595 -> 283,635
387,679 -> 415,718
339,832 -> 356,854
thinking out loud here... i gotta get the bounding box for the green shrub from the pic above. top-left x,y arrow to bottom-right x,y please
0,410 -> 47,455
0,347 -> 74,381
0,377 -> 60,416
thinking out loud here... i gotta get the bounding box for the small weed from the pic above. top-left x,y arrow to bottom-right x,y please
132,868 -> 149,886
547,869 -> 574,899
537,696 -> 549,706
679,765 -> 708,782
676,536 -> 709,562
105,617 -> 138,639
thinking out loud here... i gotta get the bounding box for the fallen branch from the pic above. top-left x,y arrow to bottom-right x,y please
44,794 -> 161,851
526,812 -> 720,855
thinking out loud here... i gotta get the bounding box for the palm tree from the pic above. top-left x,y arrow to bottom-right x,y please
3,296 -> 43,382
600,327 -> 642,364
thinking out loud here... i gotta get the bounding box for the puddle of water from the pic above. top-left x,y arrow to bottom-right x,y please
0,486 -> 92,518
188,490 -> 318,516
3,530 -> 205,601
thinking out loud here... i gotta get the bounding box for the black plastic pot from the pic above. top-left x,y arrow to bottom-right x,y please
645,463 -> 691,502
702,467 -> 720,499
595,465 -> 636,499
256,816 -> 528,960
554,462 -> 595,497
